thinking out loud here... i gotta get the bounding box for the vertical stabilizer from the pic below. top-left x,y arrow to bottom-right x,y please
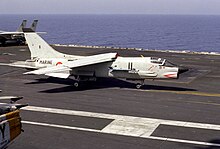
17,20 -> 27,32
30,20 -> 38,31
24,31 -> 64,59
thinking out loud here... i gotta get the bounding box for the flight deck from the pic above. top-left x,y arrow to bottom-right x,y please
0,45 -> 220,149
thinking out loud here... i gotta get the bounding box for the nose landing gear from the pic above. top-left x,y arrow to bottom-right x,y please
73,82 -> 79,88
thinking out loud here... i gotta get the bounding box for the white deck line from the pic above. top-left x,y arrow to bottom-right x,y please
22,120 -> 220,147
23,106 -> 220,131
21,105 -> 220,147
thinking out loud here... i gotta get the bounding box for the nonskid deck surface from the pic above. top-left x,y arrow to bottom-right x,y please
1,45 -> 220,149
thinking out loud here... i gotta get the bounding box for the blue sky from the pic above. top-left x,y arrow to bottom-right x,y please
1,0 -> 220,15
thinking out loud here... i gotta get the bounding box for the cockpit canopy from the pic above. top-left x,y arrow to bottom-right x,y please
150,57 -> 176,67
150,57 -> 165,65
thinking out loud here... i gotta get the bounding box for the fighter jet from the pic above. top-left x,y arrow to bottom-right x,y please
0,29 -> 187,89
0,20 -> 38,46
0,95 -> 27,149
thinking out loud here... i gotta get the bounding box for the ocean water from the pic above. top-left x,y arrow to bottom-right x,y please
0,14 -> 220,52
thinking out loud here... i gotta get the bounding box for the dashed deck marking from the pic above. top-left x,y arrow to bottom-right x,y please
21,105 -> 220,147
22,120 -> 220,147
166,99 -> 220,107
148,90 -> 220,97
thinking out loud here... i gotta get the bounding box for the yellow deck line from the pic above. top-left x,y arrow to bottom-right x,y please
119,88 -> 220,97
141,90 -> 220,97
180,100 -> 220,106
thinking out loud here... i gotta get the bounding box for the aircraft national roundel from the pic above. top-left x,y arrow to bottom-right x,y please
56,62 -> 63,66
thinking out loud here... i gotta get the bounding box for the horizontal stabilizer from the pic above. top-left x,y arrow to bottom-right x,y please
0,62 -> 38,69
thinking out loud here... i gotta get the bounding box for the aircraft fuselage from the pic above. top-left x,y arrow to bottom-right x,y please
25,56 -> 179,80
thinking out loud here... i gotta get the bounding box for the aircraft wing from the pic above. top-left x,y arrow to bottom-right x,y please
24,65 -> 72,78
0,31 -> 23,35
0,96 -> 23,100
0,31 -> 46,35
24,53 -> 118,78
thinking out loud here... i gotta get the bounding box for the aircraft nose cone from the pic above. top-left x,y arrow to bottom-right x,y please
178,66 -> 189,74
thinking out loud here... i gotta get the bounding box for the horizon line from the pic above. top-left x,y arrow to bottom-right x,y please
0,13 -> 220,16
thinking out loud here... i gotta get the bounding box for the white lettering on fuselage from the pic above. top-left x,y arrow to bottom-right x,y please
39,60 -> 52,65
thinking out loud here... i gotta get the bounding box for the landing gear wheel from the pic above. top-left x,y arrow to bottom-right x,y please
136,83 -> 142,89
73,82 -> 79,88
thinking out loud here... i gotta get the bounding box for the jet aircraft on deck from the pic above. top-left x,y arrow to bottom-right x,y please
0,27 -> 188,89
0,20 -> 38,46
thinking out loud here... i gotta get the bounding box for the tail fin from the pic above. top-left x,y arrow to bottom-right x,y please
23,30 -> 64,59
30,20 -> 38,31
17,20 -> 27,32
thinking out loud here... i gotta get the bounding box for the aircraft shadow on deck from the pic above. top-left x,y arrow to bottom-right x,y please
25,77 -> 196,93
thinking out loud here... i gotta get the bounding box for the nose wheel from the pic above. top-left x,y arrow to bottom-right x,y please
73,82 -> 79,88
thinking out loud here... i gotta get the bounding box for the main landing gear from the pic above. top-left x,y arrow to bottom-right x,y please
136,83 -> 142,89
72,75 -> 97,88
136,80 -> 145,89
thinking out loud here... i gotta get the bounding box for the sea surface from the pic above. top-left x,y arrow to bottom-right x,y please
0,14 -> 220,52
